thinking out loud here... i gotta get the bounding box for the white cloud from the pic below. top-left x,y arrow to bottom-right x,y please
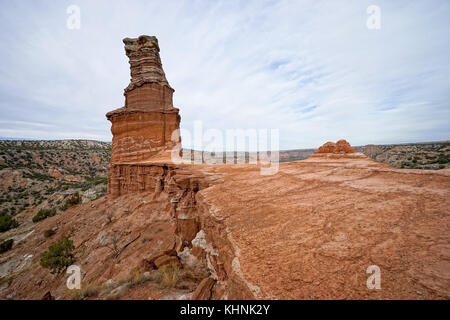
0,0 -> 449,148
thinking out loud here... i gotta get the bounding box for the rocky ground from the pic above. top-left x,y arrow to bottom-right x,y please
2,139 -> 446,223
0,139 -> 449,300
197,153 -> 450,299
0,141 -> 449,300
0,192 -> 208,300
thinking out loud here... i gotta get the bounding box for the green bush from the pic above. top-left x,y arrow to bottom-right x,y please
0,239 -> 14,254
61,193 -> 82,211
44,229 -> 56,238
0,215 -> 19,232
40,236 -> 75,273
32,209 -> 56,223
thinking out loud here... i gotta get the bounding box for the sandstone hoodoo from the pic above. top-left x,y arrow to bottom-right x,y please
309,139 -> 364,160
106,36 -> 183,198
106,35 -> 181,165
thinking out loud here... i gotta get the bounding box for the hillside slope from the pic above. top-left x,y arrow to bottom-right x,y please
0,140 -> 110,221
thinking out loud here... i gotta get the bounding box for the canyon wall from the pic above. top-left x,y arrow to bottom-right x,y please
109,161 -> 257,299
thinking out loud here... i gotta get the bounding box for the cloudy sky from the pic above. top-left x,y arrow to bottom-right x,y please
0,0 -> 449,149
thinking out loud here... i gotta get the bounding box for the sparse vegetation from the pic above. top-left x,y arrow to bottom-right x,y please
178,266 -> 210,283
40,236 -> 75,273
158,263 -> 180,288
105,211 -> 114,224
359,142 -> 450,170
0,239 -> 14,254
61,193 -> 82,211
0,214 -> 19,232
101,231 -> 141,259
124,268 -> 157,288
66,284 -> 101,300
0,140 -> 111,218
103,231 -> 121,258
44,229 -> 56,238
32,208 -> 56,223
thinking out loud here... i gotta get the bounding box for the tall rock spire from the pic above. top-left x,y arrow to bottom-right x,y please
106,35 -> 181,165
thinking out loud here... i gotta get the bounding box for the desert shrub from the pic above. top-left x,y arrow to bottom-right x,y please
44,229 -> 56,238
0,215 -> 19,232
66,284 -> 101,300
124,268 -> 155,288
32,208 -> 56,223
61,193 -> 82,211
0,239 -> 14,254
158,263 -> 179,288
40,236 -> 75,273
105,212 -> 113,224
179,266 -> 210,282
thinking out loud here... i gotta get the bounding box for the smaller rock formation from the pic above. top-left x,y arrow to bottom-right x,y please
315,139 -> 357,154
309,139 -> 364,160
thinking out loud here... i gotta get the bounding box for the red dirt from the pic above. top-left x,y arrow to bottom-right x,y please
195,154 -> 450,299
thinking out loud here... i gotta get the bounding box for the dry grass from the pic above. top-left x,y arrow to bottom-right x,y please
65,265 -> 185,300
65,284 -> 101,300
123,268 -> 157,288
0,262 -> 37,287
179,266 -> 210,282
158,263 -> 179,288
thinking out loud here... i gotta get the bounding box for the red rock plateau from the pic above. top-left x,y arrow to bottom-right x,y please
1,36 -> 449,300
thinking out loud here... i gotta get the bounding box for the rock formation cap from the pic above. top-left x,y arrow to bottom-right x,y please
122,35 -> 172,93
123,35 -> 160,55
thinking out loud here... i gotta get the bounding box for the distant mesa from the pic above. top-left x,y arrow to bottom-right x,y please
315,139 -> 357,154
308,139 -> 365,160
